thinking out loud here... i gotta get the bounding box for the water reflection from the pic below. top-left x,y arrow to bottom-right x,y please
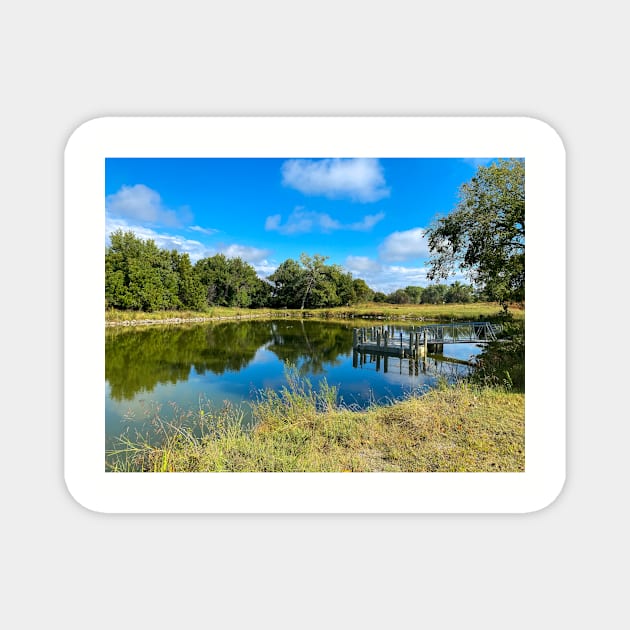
105,319 -> 482,443
106,319 -> 357,400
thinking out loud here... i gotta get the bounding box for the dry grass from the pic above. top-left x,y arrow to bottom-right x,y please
105,302 -> 524,326
107,375 -> 524,473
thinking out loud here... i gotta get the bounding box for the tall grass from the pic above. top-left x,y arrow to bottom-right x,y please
106,369 -> 524,473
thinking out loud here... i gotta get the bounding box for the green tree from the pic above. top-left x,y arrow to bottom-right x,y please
421,284 -> 448,304
299,253 -> 329,310
352,278 -> 374,303
174,251 -> 206,310
105,230 -> 180,311
403,285 -> 423,304
386,289 -> 411,304
317,264 -> 355,307
426,158 -> 525,311
444,281 -> 474,304
194,255 -> 270,308
194,254 -> 231,306
268,258 -> 305,308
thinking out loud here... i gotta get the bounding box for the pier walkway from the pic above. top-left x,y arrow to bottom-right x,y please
352,322 -> 501,359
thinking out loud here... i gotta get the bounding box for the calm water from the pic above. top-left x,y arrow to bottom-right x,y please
105,318 -> 483,447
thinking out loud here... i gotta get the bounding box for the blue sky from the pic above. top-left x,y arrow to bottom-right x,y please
105,157 -> 496,293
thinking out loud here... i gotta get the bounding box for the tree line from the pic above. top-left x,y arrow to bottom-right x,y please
106,158 -> 524,313
105,230 -> 483,312
372,282 -> 478,305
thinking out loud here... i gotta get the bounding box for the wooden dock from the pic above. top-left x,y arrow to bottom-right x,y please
352,322 -> 500,359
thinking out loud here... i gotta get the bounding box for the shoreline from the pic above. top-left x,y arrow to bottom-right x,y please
107,381 -> 525,472
105,304 -> 523,328
105,311 -> 294,327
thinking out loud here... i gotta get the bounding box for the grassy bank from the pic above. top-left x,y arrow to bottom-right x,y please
107,375 -> 524,473
106,302 -> 524,326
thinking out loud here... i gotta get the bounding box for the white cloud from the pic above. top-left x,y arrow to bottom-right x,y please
251,261 -> 277,279
344,254 -> 470,293
354,213 -> 386,230
265,208 -> 385,235
106,214 -> 208,260
345,255 -> 383,274
378,227 -> 430,262
106,215 -> 277,280
189,225 -> 219,236
264,214 -> 282,231
106,184 -> 192,227
218,244 -> 272,263
281,158 -> 390,202
344,254 -> 431,293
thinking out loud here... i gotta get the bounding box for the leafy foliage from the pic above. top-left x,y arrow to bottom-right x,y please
194,254 -> 271,308
426,159 -> 525,309
105,230 -> 198,311
471,322 -> 525,391
268,253 -> 357,309
106,231 -> 493,315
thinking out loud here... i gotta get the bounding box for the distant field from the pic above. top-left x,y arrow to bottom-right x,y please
105,302 -> 524,325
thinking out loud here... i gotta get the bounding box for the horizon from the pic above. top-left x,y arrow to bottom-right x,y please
105,157 -> 498,293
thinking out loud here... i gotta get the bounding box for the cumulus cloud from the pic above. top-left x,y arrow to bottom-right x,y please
106,184 -> 193,227
345,255 -> 383,274
218,244 -> 272,263
106,214 -> 208,261
264,214 -> 282,231
281,158 -> 390,202
265,208 -> 385,235
377,227 -> 430,262
251,261 -> 278,279
344,254 -> 432,293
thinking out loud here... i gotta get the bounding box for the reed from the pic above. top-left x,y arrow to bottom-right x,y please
106,370 -> 524,473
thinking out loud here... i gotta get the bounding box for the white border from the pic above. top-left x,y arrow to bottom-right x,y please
64,117 -> 565,513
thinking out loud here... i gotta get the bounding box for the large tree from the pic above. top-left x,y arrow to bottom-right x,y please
426,159 -> 525,310
352,278 -> 374,303
268,258 -> 305,308
299,253 -> 328,310
194,254 -> 270,308
106,230 -> 181,311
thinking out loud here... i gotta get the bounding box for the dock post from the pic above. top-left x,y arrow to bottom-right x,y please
409,333 -> 413,357
384,331 -> 388,348
423,330 -> 428,357
352,349 -> 358,368
353,328 -> 358,348
377,331 -> 381,347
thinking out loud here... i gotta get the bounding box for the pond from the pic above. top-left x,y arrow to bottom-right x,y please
105,318 -> 484,449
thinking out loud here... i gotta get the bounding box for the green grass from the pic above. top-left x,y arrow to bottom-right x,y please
107,372 -> 525,473
105,302 -> 524,325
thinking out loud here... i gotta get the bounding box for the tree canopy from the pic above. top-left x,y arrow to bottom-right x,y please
426,159 -> 525,309
106,231 -> 490,313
